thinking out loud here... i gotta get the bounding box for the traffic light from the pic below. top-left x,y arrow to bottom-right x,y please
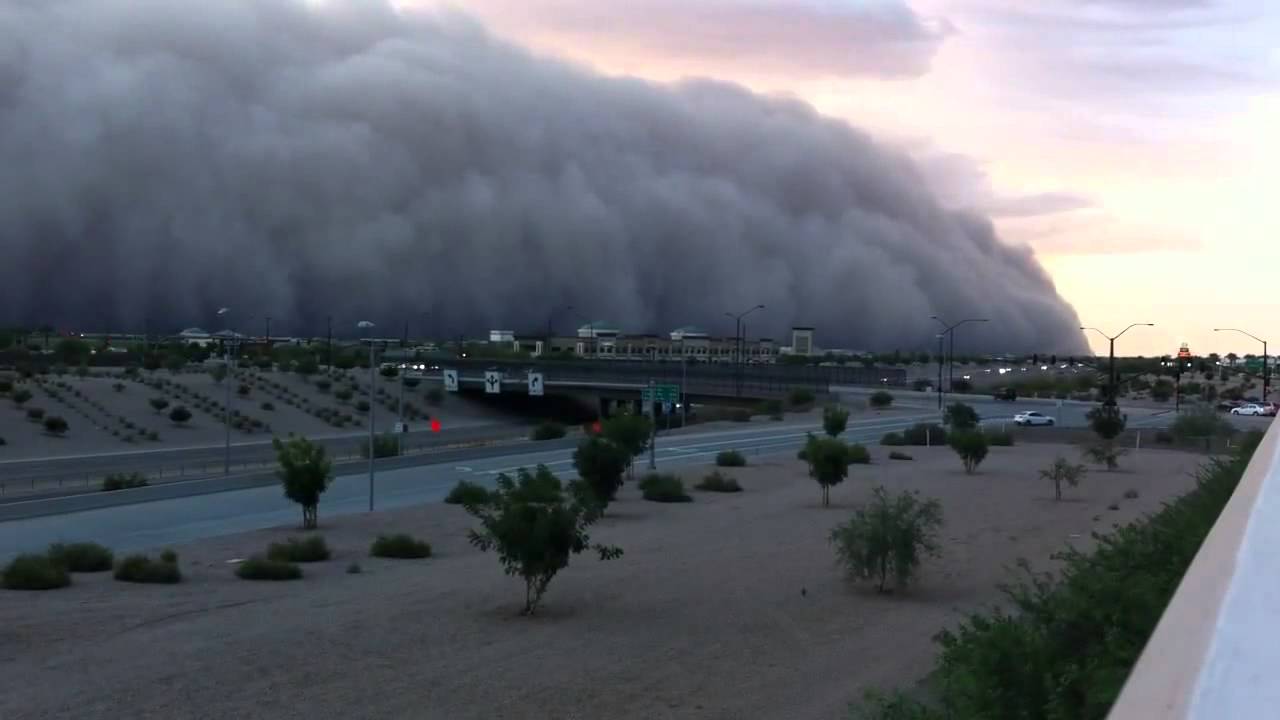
1032,353 -> 1039,364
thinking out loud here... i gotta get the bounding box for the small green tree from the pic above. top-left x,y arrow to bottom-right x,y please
944,402 -> 980,430
823,405 -> 849,438
869,390 -> 894,409
1087,404 -> 1126,440
465,465 -> 622,615
149,397 -> 170,414
830,485 -> 943,593
1040,456 -> 1088,500
1083,441 -> 1127,471
602,414 -> 652,478
572,436 -> 630,511
273,436 -> 334,529
949,430 -> 989,474
803,433 -> 850,507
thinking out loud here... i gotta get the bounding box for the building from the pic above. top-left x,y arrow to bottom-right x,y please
790,327 -> 815,357
488,324 -> 782,363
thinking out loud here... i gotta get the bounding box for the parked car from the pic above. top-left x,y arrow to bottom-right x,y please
994,387 -> 1018,401
1231,403 -> 1267,416
1261,402 -> 1278,417
1013,410 -> 1055,426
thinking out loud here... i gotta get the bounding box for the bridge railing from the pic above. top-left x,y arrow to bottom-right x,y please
1107,419 -> 1280,718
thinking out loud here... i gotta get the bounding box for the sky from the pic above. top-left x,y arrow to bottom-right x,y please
405,0 -> 1280,357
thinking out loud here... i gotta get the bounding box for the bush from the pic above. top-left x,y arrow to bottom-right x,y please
2,554 -> 71,590
823,405 -> 850,437
169,406 -> 191,425
266,536 -> 331,563
47,542 -> 114,572
944,402 -> 980,430
531,420 -> 567,441
729,408 -> 752,422
715,450 -> 747,467
334,388 -> 354,402
355,400 -> 371,413
237,383 -> 251,396
11,388 -> 32,406
1083,440 -> 1127,471
758,398 -> 784,419
985,430 -> 1015,447
949,430 -> 989,474
881,431 -> 906,446
114,554 -> 182,584
869,390 -> 894,409
315,378 -> 332,393
638,472 -> 692,503
347,562 -> 362,574
846,443 -> 871,464
830,485 -> 943,593
43,415 -> 69,435
789,388 -> 816,407
902,423 -> 947,446
370,533 -> 433,559
889,451 -> 914,461
1087,404 -> 1126,440
803,433 -> 850,507
573,436 -> 630,511
235,556 -> 303,581
1171,406 -> 1235,443
0,378 -> 12,394
1123,488 -> 1139,499
112,382 -> 126,393
696,470 -> 742,493
360,433 -> 401,459
159,549 -> 178,564
445,479 -> 492,506
274,436 -> 334,529
465,465 -> 622,615
26,406 -> 44,421
260,401 -> 275,412
1040,456 -> 1088,501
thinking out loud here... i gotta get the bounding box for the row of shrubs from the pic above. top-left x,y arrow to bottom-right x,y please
880,422 -> 1013,448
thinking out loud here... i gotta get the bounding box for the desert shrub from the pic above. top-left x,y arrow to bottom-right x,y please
159,549 -> 178,564
716,449 -> 747,467
573,436 -> 630,511
830,485 -> 943,593
729,408 -> 752,422
869,390 -> 894,409
2,554 -> 71,590
846,443 -> 871,464
114,554 -> 182,584
315,379 -> 332,393
823,405 -> 850,437
112,382 -> 126,392
355,399 -> 371,413
985,430 -> 1015,447
149,398 -> 170,414
1083,440 -> 1127,471
266,536 -> 331,563
1123,488 -> 1139,499
260,401 -> 275,412
237,383 -> 251,396
169,406 -> 191,425
1041,456 -> 1089,501
881,431 -> 906,446
347,562 -> 362,574
10,388 -> 31,406
1087,404 -> 1126,440
889,451 -> 914,461
902,423 -> 947,446
1171,406 -> 1235,443
803,433 -> 850,507
334,388 -> 354,402
531,420 -> 567,441
47,542 -> 114,572
758,398 -> 784,419
465,465 -> 622,615
274,436 -> 335,529
0,436 -> 6,446
949,430 -> 989,474
26,406 -> 44,421
696,470 -> 742,492
638,472 -> 692,503
445,479 -> 492,506
369,533 -> 433,559
43,415 -> 69,435
0,378 -> 12,394
944,402 -> 980,430
360,433 -> 401,459
789,388 -> 816,407
235,556 -> 303,581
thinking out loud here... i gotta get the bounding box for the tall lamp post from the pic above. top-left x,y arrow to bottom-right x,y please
216,307 -> 233,476
1080,323 -> 1155,405
725,304 -> 765,397
931,316 -> 989,392
934,332 -> 945,410
1214,328 -> 1269,401
358,320 -> 377,512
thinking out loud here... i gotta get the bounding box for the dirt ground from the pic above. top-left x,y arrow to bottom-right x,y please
0,443 -> 1206,720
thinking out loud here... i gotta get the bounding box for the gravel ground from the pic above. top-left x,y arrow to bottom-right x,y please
0,443 -> 1205,720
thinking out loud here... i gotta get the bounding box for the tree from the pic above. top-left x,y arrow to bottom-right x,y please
601,414 -> 651,478
334,387 -> 354,403
949,430 -> 989,474
273,436 -> 334,529
165,354 -> 186,374
1087,404 -> 1126,440
169,406 -> 192,425
830,485 -> 943,593
944,402 -> 980,430
1150,378 -> 1174,402
465,465 -> 622,615
803,433 -> 850,507
823,405 -> 849,438
149,397 -> 170,414
11,388 -> 32,407
572,436 -> 630,511
1084,441 -> 1127,471
42,415 -> 69,436
1040,456 -> 1088,500
209,364 -> 227,383
334,353 -> 357,371
54,338 -> 91,365
294,357 -> 319,377
869,390 -> 894,409
379,365 -> 399,379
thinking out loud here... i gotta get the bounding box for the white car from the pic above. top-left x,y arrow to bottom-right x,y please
1231,403 -> 1266,416
1013,411 -> 1055,426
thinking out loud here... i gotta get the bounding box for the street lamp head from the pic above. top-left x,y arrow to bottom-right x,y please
357,320 -> 375,330
217,307 -> 230,317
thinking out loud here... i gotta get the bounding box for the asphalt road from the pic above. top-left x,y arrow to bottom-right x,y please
0,411 -> 945,561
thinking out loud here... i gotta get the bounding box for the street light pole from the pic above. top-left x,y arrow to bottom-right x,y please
1214,328 -> 1269,401
1080,323 -> 1155,405
931,316 -> 989,393
358,320 -> 377,512
217,307 -> 232,477
725,304 -> 764,397
935,333 -> 945,410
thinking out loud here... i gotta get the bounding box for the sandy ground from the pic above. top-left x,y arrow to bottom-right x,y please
0,443 -> 1205,720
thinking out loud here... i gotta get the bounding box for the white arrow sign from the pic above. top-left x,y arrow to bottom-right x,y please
484,370 -> 502,394
443,369 -> 459,392
528,372 -> 544,396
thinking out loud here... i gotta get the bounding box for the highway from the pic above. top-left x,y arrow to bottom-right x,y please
0,411 -> 948,561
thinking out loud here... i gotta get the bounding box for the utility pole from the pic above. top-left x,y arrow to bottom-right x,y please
681,337 -> 688,427
1214,329 -> 1269,402
216,307 -> 232,476
326,315 -> 333,369
648,378 -> 657,469
1081,323 -> 1155,406
358,320 -> 377,511
936,333 -> 945,410
725,304 -> 764,398
398,319 -> 408,455
931,316 -> 989,393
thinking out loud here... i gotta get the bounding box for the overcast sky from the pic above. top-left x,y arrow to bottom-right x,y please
413,0 -> 1280,356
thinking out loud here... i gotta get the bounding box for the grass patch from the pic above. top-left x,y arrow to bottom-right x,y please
235,556 -> 303,581
695,470 -> 742,493
48,542 -> 114,572
531,420 -> 567,441
638,472 -> 692,503
715,449 -> 747,467
266,536 -> 331,563
889,451 -> 914,461
3,554 -> 71,590
445,479 -> 491,506
114,554 -> 182,584
370,533 -> 432,559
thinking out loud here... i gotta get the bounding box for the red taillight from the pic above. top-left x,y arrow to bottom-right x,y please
430,418 -> 441,433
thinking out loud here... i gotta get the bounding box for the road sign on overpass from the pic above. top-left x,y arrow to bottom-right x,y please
642,384 -> 679,403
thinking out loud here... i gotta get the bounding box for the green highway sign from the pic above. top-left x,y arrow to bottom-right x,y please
1247,358 -> 1265,371
642,384 -> 679,403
